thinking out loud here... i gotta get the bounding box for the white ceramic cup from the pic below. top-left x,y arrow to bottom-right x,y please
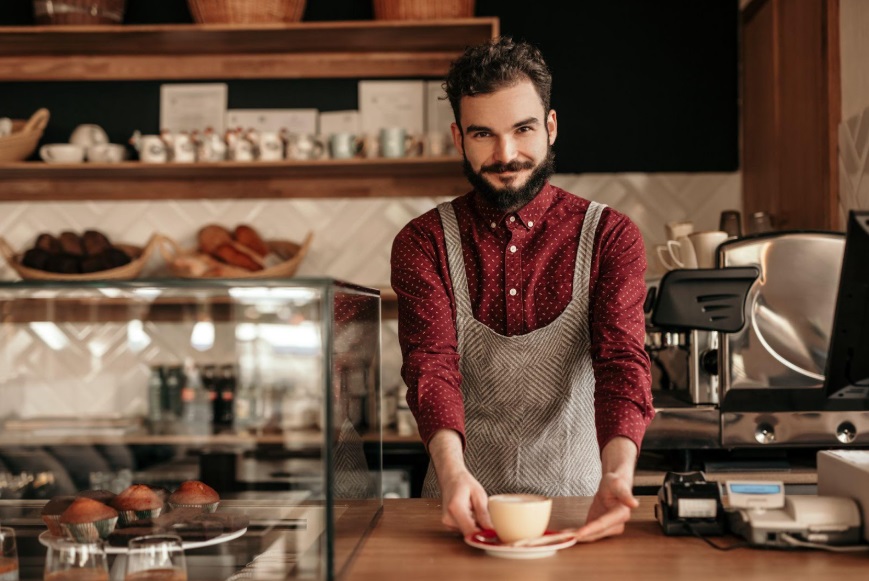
423,131 -> 448,157
69,123 -> 109,148
688,230 -> 729,268
257,131 -> 284,161
329,132 -> 363,159
86,142 -> 126,163
487,493 -> 553,544
665,220 -> 694,241
666,235 -> 698,269
285,132 -> 326,161
379,127 -> 410,158
655,244 -> 677,272
39,143 -> 85,163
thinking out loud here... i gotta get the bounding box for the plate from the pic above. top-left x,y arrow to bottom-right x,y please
464,529 -> 577,559
39,527 -> 247,554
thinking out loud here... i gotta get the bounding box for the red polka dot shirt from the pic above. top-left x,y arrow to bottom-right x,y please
391,183 -> 655,454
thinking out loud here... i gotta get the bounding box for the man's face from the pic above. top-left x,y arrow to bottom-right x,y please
451,79 -> 557,212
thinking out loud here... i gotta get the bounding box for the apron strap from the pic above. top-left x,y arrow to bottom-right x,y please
437,201 -> 474,322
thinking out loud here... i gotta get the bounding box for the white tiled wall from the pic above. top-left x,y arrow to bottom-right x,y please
839,103 -> 869,222
0,171 -> 741,415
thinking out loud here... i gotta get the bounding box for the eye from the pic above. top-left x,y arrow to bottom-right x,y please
516,125 -> 534,134
470,130 -> 492,139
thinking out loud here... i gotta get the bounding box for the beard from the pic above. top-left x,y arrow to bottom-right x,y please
462,146 -> 556,212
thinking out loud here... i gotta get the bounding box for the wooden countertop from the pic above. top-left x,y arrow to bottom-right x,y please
344,497 -> 868,581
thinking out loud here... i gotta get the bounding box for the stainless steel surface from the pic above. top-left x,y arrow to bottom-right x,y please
721,411 -> 869,446
643,393 -> 720,449
689,330 -> 719,404
720,232 -> 845,392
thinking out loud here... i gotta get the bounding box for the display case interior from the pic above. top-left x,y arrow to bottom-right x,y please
0,278 -> 382,580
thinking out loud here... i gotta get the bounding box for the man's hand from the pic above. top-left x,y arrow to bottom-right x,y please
573,471 -> 638,542
427,429 -> 493,536
439,468 -> 493,536
573,436 -> 639,542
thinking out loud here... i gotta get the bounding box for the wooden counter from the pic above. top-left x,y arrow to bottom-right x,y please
344,497 -> 868,581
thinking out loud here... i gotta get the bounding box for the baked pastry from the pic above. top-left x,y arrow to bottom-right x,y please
81,229 -> 112,256
168,480 -> 220,513
213,243 -> 263,271
21,248 -> 52,271
46,253 -> 80,274
34,233 -> 61,254
111,484 -> 163,525
58,231 -> 84,256
198,224 -> 233,254
233,224 -> 269,257
59,497 -> 118,541
41,495 -> 75,536
77,489 -> 117,505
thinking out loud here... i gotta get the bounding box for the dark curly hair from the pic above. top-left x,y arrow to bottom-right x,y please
444,36 -> 553,130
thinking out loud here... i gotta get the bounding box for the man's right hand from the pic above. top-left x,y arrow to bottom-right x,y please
427,429 -> 493,536
438,468 -> 493,535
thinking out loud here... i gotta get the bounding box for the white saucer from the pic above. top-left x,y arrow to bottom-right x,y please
464,530 -> 577,559
39,527 -> 247,554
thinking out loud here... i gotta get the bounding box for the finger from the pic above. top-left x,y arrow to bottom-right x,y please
611,480 -> 639,508
448,498 -> 480,536
574,521 -> 625,543
574,505 -> 631,540
470,490 -> 494,530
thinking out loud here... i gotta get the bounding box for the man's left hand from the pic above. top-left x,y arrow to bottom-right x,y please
573,472 -> 638,542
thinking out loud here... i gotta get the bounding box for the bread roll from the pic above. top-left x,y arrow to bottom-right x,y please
58,231 -> 84,256
82,230 -> 112,256
213,243 -> 263,271
198,225 -> 233,254
34,233 -> 61,254
21,248 -> 52,271
233,225 -> 269,257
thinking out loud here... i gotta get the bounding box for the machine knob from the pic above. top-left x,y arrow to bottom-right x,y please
701,349 -> 719,375
755,422 -> 776,444
836,421 -> 857,444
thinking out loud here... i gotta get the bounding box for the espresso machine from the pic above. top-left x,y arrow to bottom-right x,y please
643,224 -> 869,451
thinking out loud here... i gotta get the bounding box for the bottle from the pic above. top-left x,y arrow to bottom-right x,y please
215,364 -> 236,431
163,365 -> 183,420
181,358 -> 213,436
234,366 -> 260,433
147,365 -> 164,430
202,364 -> 219,429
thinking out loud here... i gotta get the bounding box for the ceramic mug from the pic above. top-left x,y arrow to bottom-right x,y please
39,143 -> 85,164
665,221 -> 694,242
130,133 -> 168,163
285,132 -> 326,161
329,132 -> 363,159
666,235 -> 698,269
86,142 -> 126,163
488,494 -> 552,544
379,127 -> 422,158
655,244 -> 677,272
688,230 -> 729,268
256,131 -> 284,161
423,131 -> 448,157
69,123 -> 109,149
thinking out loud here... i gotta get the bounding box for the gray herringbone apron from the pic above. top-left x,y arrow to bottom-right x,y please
421,200 -> 606,498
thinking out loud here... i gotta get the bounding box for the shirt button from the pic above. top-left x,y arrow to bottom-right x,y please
509,245 -> 517,253
528,220 -> 534,227
490,222 -> 497,229
509,216 -> 516,223
509,288 -> 517,296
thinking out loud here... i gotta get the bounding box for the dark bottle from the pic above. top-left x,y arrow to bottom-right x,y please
164,365 -> 184,419
215,364 -> 237,430
202,364 -> 219,428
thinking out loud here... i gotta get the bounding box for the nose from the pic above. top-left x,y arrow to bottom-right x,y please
492,135 -> 517,163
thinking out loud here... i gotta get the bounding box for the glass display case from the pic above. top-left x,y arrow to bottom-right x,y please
0,279 -> 383,580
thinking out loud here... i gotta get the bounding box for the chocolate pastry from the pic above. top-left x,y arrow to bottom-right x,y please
198,224 -> 233,255
58,231 -> 84,256
34,233 -> 61,254
80,254 -> 111,273
81,230 -> 112,256
21,248 -> 52,271
104,247 -> 132,269
233,224 -> 269,257
46,253 -> 80,274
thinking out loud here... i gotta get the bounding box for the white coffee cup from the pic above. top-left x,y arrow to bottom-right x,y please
285,132 -> 326,161
666,235 -> 698,269
69,123 -> 109,149
688,230 -> 729,269
487,493 -> 552,544
39,143 -> 85,164
665,221 -> 694,241
133,134 -> 169,163
423,130 -> 448,157
379,127 -> 423,158
329,132 -> 363,160
86,143 -> 126,163
256,131 -> 284,161
655,244 -> 677,272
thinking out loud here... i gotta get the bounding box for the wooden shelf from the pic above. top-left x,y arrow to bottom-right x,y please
0,19 -> 499,80
0,157 -> 467,201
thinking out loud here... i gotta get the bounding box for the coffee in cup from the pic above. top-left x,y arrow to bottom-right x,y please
487,493 -> 552,544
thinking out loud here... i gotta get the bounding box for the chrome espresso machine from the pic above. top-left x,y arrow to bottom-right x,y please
644,212 -> 869,452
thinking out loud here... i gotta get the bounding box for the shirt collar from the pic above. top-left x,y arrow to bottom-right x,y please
471,181 -> 555,229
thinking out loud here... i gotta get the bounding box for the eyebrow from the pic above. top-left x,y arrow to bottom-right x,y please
465,117 -> 541,134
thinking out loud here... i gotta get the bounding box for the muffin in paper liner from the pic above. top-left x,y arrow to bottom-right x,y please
61,515 -> 118,542
117,507 -> 163,526
168,500 -> 219,513
42,514 -> 65,536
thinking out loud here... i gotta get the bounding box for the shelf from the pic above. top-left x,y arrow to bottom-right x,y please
0,19 -> 499,81
0,157 -> 468,201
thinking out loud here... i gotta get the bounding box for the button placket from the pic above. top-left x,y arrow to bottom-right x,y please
504,226 -> 523,335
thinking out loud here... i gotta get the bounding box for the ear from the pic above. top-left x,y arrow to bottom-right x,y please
450,122 -> 464,155
547,110 -> 557,145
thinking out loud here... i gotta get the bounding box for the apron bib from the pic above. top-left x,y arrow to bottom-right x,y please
422,200 -> 606,497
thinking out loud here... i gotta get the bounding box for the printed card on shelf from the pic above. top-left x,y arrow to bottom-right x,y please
226,109 -> 319,134
358,80 -> 425,135
425,80 -> 454,135
319,110 -> 361,136
160,83 -> 228,133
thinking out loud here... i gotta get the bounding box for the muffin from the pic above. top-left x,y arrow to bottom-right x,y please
111,484 -> 163,525
77,489 -> 117,506
59,497 -> 118,541
41,495 -> 75,536
168,480 -> 220,513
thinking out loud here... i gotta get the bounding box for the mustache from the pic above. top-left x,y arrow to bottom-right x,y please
481,160 -> 535,174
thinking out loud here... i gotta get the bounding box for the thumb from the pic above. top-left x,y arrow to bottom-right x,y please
612,479 -> 639,508
471,490 -> 494,530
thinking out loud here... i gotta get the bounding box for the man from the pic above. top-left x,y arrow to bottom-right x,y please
390,36 -> 655,542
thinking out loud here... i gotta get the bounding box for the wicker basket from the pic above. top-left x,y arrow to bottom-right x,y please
0,108 -> 50,163
372,0 -> 474,20
33,0 -> 126,25
186,0 -> 306,23
159,232 -> 313,279
0,234 -> 160,281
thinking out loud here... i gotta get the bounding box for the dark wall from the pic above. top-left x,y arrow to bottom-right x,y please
0,0 -> 738,172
